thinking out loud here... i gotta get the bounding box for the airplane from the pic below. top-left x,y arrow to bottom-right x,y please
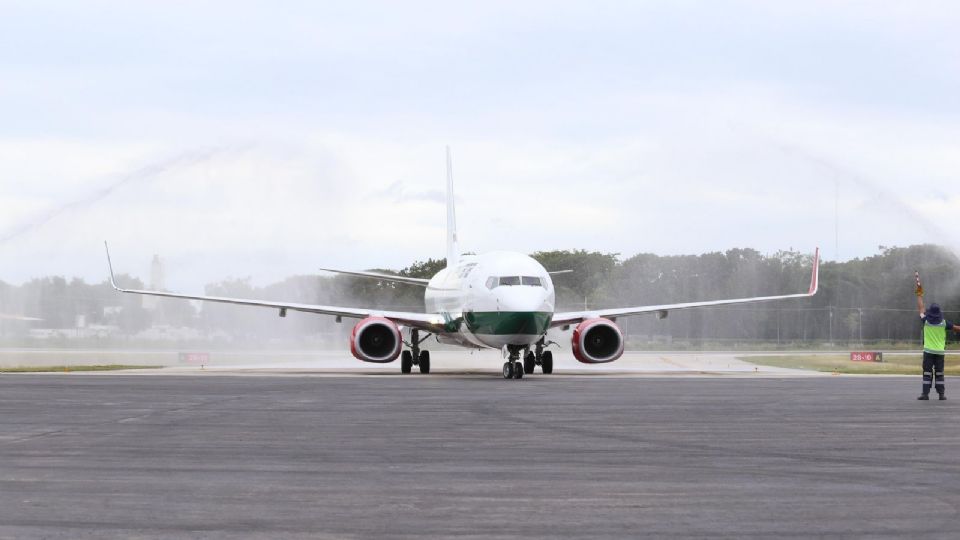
105,148 -> 820,379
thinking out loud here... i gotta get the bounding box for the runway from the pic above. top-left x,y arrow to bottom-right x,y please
0,349 -> 825,376
1,374 -> 958,538
187,350 -> 820,376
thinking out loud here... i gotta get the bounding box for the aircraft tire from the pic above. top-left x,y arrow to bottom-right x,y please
419,351 -> 431,374
541,351 -> 554,374
502,361 -> 514,379
401,351 -> 412,374
513,361 -> 523,379
523,352 -> 535,374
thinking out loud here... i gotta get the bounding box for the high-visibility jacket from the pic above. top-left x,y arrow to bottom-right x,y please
924,320 -> 949,355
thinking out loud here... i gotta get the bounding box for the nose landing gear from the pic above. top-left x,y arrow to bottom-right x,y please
504,339 -> 557,379
503,345 -> 524,379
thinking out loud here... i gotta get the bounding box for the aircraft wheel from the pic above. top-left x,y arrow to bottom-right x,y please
502,361 -> 514,379
401,351 -> 412,374
523,352 -> 535,374
513,361 -> 524,379
541,351 -> 553,374
419,350 -> 431,374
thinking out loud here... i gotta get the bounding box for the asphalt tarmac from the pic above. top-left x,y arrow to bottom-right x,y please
1,374 -> 958,539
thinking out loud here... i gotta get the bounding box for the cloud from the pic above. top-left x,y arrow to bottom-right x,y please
1,1 -> 959,289
371,180 -> 445,204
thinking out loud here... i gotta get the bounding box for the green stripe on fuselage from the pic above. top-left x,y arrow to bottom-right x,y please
464,311 -> 552,336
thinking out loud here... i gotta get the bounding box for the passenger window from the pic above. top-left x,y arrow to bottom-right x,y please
521,276 -> 542,287
499,276 -> 521,286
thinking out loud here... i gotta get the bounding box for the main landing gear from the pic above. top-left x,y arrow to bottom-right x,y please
401,329 -> 431,374
503,339 -> 556,379
526,339 -> 554,375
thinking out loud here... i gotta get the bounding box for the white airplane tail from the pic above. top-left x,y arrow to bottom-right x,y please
446,146 -> 459,268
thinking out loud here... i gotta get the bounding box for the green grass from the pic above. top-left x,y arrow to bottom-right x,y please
740,354 -> 960,375
0,365 -> 163,373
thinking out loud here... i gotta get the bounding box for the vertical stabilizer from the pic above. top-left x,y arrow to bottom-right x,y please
445,146 -> 459,268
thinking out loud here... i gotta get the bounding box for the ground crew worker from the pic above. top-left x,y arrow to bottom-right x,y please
916,285 -> 957,400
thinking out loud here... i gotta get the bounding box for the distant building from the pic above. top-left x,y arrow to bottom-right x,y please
142,254 -> 165,310
133,324 -> 203,341
0,313 -> 41,338
29,325 -> 117,340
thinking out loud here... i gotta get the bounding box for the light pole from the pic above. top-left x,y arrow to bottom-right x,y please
858,307 -> 863,344
777,308 -> 781,349
829,308 -> 834,345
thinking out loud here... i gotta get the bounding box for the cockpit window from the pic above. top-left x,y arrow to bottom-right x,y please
488,276 -> 545,289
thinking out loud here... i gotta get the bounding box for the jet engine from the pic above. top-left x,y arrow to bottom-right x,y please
571,318 -> 624,364
350,317 -> 402,363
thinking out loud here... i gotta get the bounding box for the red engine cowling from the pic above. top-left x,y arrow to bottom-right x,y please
571,318 -> 624,364
350,317 -> 402,363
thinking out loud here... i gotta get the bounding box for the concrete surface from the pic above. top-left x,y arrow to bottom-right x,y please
0,348 -> 824,375
188,350 -> 816,376
1,375 -> 957,538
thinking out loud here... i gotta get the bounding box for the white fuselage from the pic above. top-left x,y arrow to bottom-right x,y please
424,251 -> 555,349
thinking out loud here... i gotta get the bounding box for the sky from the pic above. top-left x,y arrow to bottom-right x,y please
1,0 -> 959,291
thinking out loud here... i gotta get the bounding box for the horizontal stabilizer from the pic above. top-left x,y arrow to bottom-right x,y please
317,268 -> 430,286
0,313 -> 42,321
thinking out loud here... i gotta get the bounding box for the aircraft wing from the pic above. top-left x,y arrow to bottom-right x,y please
551,248 -> 820,328
105,243 -> 446,333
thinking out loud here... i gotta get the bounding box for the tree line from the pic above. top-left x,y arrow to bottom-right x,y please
1,244 -> 957,346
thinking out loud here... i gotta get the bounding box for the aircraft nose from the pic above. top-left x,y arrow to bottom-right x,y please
497,287 -> 550,313
471,287 -> 552,336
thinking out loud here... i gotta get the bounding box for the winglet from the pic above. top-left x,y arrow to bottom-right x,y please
808,247 -> 820,295
104,241 -> 122,291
